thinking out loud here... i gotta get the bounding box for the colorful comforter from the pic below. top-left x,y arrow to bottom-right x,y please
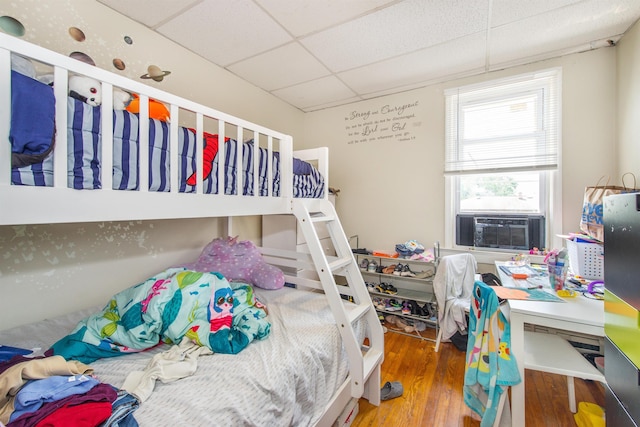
50,268 -> 270,364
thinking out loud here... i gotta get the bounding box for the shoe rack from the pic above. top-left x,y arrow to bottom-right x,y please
355,253 -> 439,342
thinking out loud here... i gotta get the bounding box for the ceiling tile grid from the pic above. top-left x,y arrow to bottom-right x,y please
97,0 -> 640,112
155,0 -> 292,66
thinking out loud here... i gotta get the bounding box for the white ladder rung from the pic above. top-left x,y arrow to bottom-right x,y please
310,213 -> 335,223
346,302 -> 370,324
363,348 -> 384,381
328,257 -> 352,272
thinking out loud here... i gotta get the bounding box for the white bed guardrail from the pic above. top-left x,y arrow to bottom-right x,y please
1,32 -> 328,205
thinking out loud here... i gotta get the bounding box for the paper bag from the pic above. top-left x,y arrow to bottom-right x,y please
580,174 -> 638,242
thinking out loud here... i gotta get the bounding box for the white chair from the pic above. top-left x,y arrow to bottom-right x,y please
433,253 -> 477,352
522,330 -> 606,413
491,331 -> 606,426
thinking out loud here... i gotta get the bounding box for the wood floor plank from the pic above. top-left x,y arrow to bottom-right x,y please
352,330 -> 605,427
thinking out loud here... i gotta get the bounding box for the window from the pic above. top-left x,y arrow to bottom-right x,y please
444,68 -> 562,251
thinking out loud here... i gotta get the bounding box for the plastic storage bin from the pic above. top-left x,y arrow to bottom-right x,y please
566,239 -> 604,280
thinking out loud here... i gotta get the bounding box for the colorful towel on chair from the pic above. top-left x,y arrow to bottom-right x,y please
50,268 -> 270,364
464,281 -> 521,427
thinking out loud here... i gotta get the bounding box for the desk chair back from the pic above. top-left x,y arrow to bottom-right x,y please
434,253 -> 477,351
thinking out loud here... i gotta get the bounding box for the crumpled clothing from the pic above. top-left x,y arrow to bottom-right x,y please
121,338 -> 212,403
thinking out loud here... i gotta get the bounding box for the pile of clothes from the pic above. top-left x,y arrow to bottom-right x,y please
0,351 -> 139,427
395,240 -> 432,260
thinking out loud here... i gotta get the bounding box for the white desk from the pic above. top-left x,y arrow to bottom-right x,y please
495,262 -> 604,427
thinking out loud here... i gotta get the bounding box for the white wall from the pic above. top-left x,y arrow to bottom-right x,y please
617,19 -> 640,178
0,0 -> 303,330
303,48 -> 618,254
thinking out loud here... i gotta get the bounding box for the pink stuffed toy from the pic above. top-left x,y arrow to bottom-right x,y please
184,237 -> 285,290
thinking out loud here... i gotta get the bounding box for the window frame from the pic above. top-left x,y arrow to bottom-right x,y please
444,68 -> 563,253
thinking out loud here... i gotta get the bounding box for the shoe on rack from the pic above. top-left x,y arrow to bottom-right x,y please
359,258 -> 369,269
402,301 -> 411,315
386,299 -> 402,311
423,303 -> 437,321
393,264 -> 403,276
373,297 -> 386,311
400,264 -> 416,277
380,282 -> 398,295
365,282 -> 376,293
414,267 -> 435,279
382,264 -> 396,275
367,260 -> 378,272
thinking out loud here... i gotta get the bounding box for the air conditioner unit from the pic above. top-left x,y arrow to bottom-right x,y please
456,214 -> 545,251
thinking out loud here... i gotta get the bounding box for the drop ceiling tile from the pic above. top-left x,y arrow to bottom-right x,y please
339,33 -> 486,95
227,42 -> 330,91
156,0 -> 292,66
301,96 -> 364,113
490,0 -> 640,65
490,0 -> 581,27
97,0 -> 201,27
271,76 -> 357,110
300,0 -> 488,72
255,0 -> 395,37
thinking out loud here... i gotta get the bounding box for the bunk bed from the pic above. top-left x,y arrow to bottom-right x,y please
0,32 -> 384,426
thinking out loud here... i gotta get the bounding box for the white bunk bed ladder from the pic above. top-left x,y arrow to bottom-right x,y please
292,199 -> 384,405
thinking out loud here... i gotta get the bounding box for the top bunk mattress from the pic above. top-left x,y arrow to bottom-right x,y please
9,70 -> 324,199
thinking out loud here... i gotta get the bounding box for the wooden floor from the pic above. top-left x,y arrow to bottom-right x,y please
353,326 -> 605,427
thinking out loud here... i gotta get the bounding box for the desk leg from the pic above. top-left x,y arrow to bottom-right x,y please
510,313 -> 526,427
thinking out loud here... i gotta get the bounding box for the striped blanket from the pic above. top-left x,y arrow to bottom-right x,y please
10,73 -> 324,197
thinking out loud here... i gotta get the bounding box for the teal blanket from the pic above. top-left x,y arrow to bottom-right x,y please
463,281 -> 520,427
50,268 -> 270,363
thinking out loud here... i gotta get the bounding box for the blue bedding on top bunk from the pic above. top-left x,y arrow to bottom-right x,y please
9,72 -> 324,198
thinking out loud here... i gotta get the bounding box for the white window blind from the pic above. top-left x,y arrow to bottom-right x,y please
445,68 -> 561,175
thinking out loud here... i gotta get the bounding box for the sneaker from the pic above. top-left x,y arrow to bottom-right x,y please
402,301 -> 411,315
367,260 -> 378,273
423,303 -> 437,321
386,299 -> 402,311
380,282 -> 398,295
400,264 -> 416,277
393,264 -> 403,276
359,258 -> 370,269
365,282 -> 376,293
407,300 -> 420,315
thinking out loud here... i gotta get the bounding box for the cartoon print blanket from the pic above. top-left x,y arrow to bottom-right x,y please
50,268 -> 270,364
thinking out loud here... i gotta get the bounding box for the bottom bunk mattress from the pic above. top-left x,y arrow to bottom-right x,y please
0,286 -> 363,426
